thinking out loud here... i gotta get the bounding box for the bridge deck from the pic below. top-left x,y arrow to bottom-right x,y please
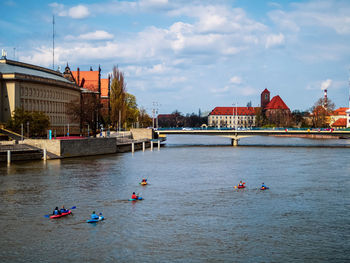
156,129 -> 350,138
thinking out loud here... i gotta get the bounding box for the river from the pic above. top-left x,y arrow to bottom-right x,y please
0,135 -> 349,262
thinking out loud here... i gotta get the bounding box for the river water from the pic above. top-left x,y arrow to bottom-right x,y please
0,135 -> 349,262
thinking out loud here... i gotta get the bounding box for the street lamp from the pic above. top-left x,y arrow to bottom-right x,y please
26,121 -> 29,138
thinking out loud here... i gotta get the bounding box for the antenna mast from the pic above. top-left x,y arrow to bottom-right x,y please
52,15 -> 55,70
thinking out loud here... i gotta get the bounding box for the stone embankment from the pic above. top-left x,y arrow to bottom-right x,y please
0,129 -> 160,162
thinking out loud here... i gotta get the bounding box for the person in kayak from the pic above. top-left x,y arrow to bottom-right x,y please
238,181 -> 244,187
131,192 -> 138,200
141,178 -> 147,183
60,205 -> 68,213
261,183 -> 269,189
91,211 -> 99,220
53,207 -> 61,215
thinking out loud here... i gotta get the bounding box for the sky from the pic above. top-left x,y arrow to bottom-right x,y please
1,0 -> 350,115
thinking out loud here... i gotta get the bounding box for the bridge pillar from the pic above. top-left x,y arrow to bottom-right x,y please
231,138 -> 239,146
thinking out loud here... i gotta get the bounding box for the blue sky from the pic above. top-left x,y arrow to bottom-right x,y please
1,0 -> 350,115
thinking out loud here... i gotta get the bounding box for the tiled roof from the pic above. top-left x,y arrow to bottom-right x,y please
262,88 -> 270,94
331,118 -> 347,127
209,107 -> 257,116
265,95 -> 289,110
332,107 -> 348,116
72,70 -> 99,91
0,59 -> 73,84
101,79 -> 109,97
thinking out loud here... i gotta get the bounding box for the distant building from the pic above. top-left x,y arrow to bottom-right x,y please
261,89 -> 291,126
208,107 -> 257,128
0,57 -> 80,135
208,88 -> 291,128
330,107 -> 348,129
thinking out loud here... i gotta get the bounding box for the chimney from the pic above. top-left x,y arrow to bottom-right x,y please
77,67 -> 80,86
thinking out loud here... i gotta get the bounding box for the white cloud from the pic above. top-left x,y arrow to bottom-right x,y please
66,30 -> 114,41
321,79 -> 332,90
68,5 -> 90,19
269,1 -> 350,35
51,4 -> 90,19
265,33 -> 285,48
230,76 -> 242,85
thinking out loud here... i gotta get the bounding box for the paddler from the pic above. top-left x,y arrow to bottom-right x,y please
131,192 -> 138,200
261,183 -> 268,190
91,211 -> 99,220
238,181 -> 243,187
60,205 -> 68,213
53,207 -> 61,215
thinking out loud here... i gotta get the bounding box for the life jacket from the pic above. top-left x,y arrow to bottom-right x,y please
91,213 -> 99,220
131,194 -> 137,199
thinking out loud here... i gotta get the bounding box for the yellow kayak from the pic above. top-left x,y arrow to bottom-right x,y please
140,182 -> 147,185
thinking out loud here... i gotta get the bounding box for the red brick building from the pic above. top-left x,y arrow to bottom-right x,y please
261,89 -> 291,126
63,65 -> 110,120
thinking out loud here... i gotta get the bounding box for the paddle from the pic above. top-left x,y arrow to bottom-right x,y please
44,206 -> 77,218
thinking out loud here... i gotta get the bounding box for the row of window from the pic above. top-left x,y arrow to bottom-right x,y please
20,86 -> 77,101
210,115 -> 255,120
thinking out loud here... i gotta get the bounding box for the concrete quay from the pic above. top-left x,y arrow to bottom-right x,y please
0,128 -> 160,162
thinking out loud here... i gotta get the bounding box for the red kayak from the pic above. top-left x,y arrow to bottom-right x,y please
237,185 -> 245,189
50,210 -> 72,219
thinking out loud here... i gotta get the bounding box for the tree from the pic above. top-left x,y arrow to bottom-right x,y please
138,107 -> 152,128
311,97 -> 335,127
110,66 -> 126,129
6,108 -> 50,137
125,93 -> 139,128
66,93 -> 102,136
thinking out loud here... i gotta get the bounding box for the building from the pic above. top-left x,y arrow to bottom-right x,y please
208,107 -> 257,128
63,65 -> 111,121
0,54 -> 80,135
330,107 -> 348,129
261,89 -> 291,126
208,88 -> 291,128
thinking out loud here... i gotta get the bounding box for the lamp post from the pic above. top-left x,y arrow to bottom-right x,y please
26,121 -> 29,138
21,123 -> 23,141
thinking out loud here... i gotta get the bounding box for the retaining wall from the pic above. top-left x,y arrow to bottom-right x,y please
24,137 -> 117,158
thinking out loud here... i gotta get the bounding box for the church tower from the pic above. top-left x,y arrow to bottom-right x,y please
261,88 -> 270,109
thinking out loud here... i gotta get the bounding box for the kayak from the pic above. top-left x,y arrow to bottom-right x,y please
129,197 -> 143,201
237,185 -> 245,189
260,187 -> 269,190
50,210 -> 72,219
140,182 -> 147,185
86,216 -> 104,223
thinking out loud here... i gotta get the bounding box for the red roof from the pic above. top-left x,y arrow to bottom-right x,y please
265,95 -> 289,110
332,107 -> 348,116
101,78 -> 109,97
209,107 -> 257,116
331,118 -> 347,127
72,70 -> 99,92
262,88 -> 270,94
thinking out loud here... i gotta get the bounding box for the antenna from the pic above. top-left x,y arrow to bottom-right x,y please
13,48 -> 16,60
52,15 -> 55,70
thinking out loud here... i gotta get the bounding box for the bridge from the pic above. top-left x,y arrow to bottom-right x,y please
155,128 -> 350,146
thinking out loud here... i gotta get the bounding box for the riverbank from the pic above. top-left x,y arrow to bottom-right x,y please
0,129 -> 163,162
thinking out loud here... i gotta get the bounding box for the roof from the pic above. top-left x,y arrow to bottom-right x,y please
261,88 -> 270,94
331,118 -> 347,127
209,107 -> 257,116
332,107 -> 348,116
0,59 -> 73,84
101,78 -> 109,97
72,70 -> 99,91
265,95 -> 289,110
